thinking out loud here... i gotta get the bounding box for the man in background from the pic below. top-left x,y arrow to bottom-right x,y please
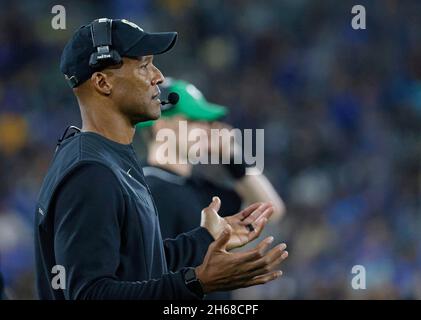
140,78 -> 286,298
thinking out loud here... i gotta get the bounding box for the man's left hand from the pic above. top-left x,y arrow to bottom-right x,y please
201,197 -> 273,251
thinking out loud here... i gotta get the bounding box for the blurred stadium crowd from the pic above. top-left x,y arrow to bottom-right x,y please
0,0 -> 420,299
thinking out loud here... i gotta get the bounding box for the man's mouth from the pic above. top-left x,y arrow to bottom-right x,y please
152,88 -> 161,100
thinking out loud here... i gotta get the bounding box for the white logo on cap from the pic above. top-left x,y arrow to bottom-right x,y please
186,84 -> 203,100
121,19 -> 143,32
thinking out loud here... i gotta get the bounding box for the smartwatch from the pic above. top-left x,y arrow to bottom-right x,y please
183,268 -> 205,298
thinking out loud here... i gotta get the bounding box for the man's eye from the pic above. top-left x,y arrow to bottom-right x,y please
140,63 -> 148,69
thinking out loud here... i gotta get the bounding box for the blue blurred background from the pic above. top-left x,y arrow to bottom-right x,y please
0,0 -> 420,299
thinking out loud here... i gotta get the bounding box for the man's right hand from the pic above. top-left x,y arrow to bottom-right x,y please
195,226 -> 288,293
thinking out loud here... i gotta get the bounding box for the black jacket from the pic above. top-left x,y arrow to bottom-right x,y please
34,131 -> 213,300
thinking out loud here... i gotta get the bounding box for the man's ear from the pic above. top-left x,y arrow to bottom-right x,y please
90,72 -> 112,95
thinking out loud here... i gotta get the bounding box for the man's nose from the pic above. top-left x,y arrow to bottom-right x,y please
151,65 -> 165,86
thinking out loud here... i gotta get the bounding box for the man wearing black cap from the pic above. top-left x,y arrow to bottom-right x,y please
34,18 -> 288,300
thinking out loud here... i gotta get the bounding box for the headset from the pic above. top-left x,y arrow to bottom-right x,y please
55,126 -> 81,154
89,18 -> 122,69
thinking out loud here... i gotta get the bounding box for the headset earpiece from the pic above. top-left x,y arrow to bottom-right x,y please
89,18 -> 122,68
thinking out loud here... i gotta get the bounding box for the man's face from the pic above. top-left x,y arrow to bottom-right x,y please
157,116 -> 211,159
106,55 -> 164,125
186,120 -> 212,151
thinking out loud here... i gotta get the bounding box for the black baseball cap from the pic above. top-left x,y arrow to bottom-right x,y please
60,18 -> 177,88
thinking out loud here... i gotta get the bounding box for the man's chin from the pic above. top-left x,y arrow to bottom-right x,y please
149,101 -> 162,119
133,110 -> 161,124
150,108 -> 161,120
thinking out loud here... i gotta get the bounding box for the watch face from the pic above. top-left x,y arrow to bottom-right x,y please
185,268 -> 197,282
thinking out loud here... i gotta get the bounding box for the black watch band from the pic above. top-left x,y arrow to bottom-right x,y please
184,268 -> 205,298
